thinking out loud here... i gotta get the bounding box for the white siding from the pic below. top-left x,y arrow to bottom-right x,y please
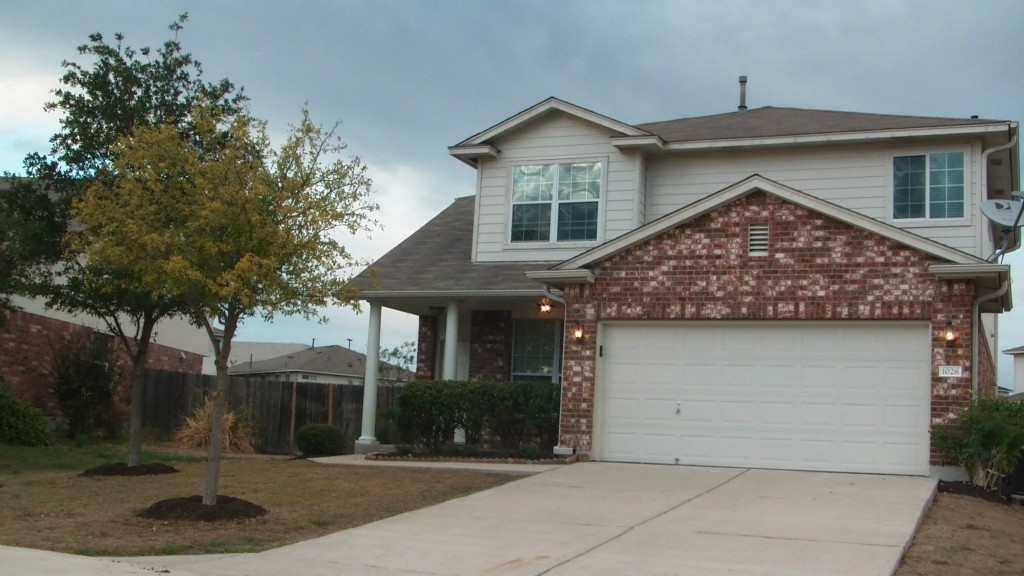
645,142 -> 986,257
474,113 -> 642,262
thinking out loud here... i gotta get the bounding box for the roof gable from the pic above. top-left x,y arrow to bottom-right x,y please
553,175 -> 987,270
449,97 -> 648,165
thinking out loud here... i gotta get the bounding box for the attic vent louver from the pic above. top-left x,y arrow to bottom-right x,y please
748,223 -> 769,255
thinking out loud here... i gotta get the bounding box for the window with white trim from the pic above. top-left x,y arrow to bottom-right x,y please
892,151 -> 965,220
510,161 -> 602,243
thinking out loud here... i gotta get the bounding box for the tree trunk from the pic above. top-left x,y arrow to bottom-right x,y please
126,318 -> 155,468
203,367 -> 229,505
126,353 -> 147,467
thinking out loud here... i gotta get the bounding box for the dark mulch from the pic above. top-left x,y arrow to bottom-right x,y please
79,462 -> 179,477
937,480 -> 1012,505
138,495 -> 268,522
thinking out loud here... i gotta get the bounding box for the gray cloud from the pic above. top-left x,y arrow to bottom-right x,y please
2,0 -> 1022,383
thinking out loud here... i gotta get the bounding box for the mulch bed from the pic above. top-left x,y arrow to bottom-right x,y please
79,462 -> 179,477
138,495 -> 268,522
937,480 -> 1014,505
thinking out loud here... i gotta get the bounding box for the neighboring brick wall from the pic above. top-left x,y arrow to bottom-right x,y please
145,341 -> 204,374
1,309 -> 87,414
0,309 -> 204,415
469,311 -> 513,381
415,315 -> 437,380
559,191 -> 976,466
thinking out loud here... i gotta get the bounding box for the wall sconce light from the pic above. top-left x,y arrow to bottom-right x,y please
539,298 -> 552,314
573,324 -> 584,341
943,321 -> 957,343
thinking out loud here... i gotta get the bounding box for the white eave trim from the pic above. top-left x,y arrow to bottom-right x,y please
454,97 -> 648,148
638,123 -> 1014,152
555,174 -> 986,270
930,263 -> 1010,281
610,135 -> 666,151
448,144 -> 499,164
525,269 -> 597,285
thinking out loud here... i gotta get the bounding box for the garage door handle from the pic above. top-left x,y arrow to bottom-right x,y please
676,402 -> 680,415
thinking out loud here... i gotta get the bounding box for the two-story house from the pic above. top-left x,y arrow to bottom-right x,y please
349,94 -> 1019,477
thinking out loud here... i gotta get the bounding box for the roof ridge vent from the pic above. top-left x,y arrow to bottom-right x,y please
738,76 -> 748,112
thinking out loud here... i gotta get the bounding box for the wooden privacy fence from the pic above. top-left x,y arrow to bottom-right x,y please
140,369 -> 403,453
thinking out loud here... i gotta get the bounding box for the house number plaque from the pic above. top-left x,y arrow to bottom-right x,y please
938,366 -> 963,378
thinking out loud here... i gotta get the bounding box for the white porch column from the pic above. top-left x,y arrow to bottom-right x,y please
442,300 -> 459,380
356,301 -> 382,445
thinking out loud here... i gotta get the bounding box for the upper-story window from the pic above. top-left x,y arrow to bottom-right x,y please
510,161 -> 602,242
892,151 -> 964,220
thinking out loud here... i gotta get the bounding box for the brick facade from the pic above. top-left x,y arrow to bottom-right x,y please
415,315 -> 438,380
469,310 -> 513,381
559,191 -> 977,465
0,309 -> 204,415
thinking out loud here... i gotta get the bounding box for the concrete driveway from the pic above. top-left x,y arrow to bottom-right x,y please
3,462 -> 936,576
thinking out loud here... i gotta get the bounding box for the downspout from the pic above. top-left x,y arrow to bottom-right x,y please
972,278 -> 1010,401
544,283 -> 576,456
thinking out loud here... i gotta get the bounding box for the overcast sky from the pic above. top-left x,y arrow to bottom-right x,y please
2,0 -> 1023,385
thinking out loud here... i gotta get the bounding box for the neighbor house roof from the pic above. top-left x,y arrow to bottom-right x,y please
1004,345 -> 1024,355
347,196 -> 556,298
228,344 -> 412,380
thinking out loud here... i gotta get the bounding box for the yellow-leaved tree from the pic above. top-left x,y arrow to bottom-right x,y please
74,105 -> 378,505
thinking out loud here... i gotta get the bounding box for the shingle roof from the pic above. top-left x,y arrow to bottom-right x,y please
634,106 -> 1008,143
348,196 -> 555,295
227,344 -> 411,379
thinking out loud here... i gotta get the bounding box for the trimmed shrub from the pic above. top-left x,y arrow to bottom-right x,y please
173,397 -> 256,453
395,380 -> 461,451
395,379 -> 559,454
0,381 -> 52,447
932,398 -> 1024,487
296,423 -> 347,456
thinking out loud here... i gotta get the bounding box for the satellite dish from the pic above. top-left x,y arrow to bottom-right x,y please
980,198 -> 1024,228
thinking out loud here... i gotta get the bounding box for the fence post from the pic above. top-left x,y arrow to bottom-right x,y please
328,383 -> 334,426
289,380 -> 297,451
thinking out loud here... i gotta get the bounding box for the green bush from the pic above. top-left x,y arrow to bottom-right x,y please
932,398 -> 1024,486
395,380 -> 559,454
394,381 -> 461,451
0,381 -> 52,447
296,423 -> 347,456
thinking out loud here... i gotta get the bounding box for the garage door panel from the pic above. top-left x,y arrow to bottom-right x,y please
597,322 -> 930,475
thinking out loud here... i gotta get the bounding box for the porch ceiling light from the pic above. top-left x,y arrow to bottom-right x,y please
944,321 -> 957,343
573,324 -> 584,341
539,298 -> 552,314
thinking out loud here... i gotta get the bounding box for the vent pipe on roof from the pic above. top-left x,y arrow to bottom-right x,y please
738,76 -> 748,111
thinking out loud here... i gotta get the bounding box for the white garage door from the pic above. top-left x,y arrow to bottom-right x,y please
596,322 -> 931,475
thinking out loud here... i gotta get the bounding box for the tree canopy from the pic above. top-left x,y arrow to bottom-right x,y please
6,14 -> 249,467
74,104 -> 379,502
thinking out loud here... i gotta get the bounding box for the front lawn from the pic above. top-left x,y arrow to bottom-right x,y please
0,442 -> 513,556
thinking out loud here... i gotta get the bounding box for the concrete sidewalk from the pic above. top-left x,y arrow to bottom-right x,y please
2,462 -> 936,575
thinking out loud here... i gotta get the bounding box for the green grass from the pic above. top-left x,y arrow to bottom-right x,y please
0,439 -> 207,473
